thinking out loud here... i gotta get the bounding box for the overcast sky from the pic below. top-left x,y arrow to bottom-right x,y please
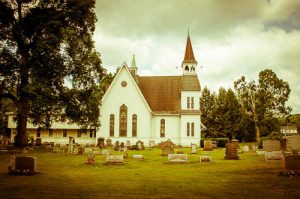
94,0 -> 300,114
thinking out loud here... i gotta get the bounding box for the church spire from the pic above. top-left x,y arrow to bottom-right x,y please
129,54 -> 138,76
182,32 -> 197,75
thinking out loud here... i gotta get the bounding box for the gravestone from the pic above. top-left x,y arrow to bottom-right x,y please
84,147 -> 93,154
264,151 -> 283,161
102,149 -> 110,155
168,154 -> 188,163
106,155 -> 124,164
133,154 -> 144,159
106,139 -> 112,147
225,143 -> 239,160
78,146 -> 84,155
9,153 -> 16,171
126,140 -> 130,147
177,146 -> 184,154
200,156 -> 212,163
120,142 -> 125,151
85,153 -> 95,164
212,141 -> 218,149
15,156 -> 37,173
52,147 -> 60,153
35,138 -> 42,146
263,140 -> 281,152
162,145 -> 174,156
190,144 -> 198,154
243,145 -> 250,153
283,155 -> 300,170
137,141 -> 144,150
203,140 -> 213,151
73,147 -> 79,155
97,137 -> 105,148
114,141 -> 120,151
92,149 -> 101,155
286,136 -> 300,153
158,139 -> 175,148
149,140 -> 155,148
251,144 -> 257,153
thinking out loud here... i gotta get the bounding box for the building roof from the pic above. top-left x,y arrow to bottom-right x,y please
136,75 -> 200,113
183,33 -> 197,64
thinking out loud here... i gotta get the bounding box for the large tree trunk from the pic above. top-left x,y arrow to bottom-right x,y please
15,104 -> 28,147
255,122 -> 260,142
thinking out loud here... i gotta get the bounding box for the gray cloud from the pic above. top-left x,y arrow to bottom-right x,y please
94,0 -> 300,113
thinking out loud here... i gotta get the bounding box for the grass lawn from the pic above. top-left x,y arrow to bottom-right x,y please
0,146 -> 299,199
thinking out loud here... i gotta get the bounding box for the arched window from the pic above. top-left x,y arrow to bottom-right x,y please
160,119 -> 165,137
191,66 -> 195,72
185,65 -> 189,71
119,104 -> 127,137
132,114 -> 137,137
109,114 -> 114,137
187,122 -> 190,136
191,122 -> 194,137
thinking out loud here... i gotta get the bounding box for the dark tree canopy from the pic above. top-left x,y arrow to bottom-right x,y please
0,0 -> 104,146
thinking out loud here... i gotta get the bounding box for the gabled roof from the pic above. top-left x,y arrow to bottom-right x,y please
136,75 -> 200,114
183,33 -> 197,64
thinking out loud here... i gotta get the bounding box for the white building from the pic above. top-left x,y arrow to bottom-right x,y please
97,34 -> 202,147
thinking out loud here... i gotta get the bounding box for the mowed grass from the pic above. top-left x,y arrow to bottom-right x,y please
0,147 -> 300,199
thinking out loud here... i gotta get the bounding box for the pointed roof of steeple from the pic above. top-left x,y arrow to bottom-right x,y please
131,54 -> 137,68
183,32 -> 197,64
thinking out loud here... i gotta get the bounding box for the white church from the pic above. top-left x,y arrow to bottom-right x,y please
97,34 -> 202,147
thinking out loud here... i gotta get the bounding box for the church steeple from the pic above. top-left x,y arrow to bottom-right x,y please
182,32 -> 197,75
129,54 -> 138,76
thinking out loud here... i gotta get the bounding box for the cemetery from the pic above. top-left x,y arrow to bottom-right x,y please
0,139 -> 300,199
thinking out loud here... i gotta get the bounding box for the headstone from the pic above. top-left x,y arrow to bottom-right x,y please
212,141 -> 218,149
133,154 -> 144,159
85,153 -> 95,164
9,153 -> 16,171
264,151 -> 283,161
203,140 -> 213,151
120,142 -> 125,151
162,145 -> 174,156
15,156 -> 37,173
168,154 -> 188,163
97,137 -> 105,148
102,149 -> 110,155
136,141 -> 144,150
177,146 -> 184,154
190,144 -> 198,154
286,136 -> 300,153
158,139 -> 175,149
251,144 -> 257,153
106,139 -> 112,147
283,155 -> 300,170
106,155 -> 124,164
78,147 -> 84,155
126,140 -> 130,147
114,141 -> 120,151
200,156 -> 212,163
256,151 -> 265,156
84,147 -> 93,154
35,138 -> 42,146
263,140 -> 281,152
52,147 -> 60,153
225,143 -> 239,160
92,150 -> 101,155
231,139 -> 239,148
73,147 -> 78,155
149,140 -> 155,148
243,145 -> 249,153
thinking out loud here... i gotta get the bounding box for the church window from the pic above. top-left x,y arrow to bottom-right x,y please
187,122 -> 190,136
191,97 -> 194,109
77,129 -> 81,138
119,105 -> 127,137
160,119 -> 165,138
132,114 -> 137,137
185,65 -> 189,71
36,128 -> 41,138
191,122 -> 195,137
191,66 -> 195,72
63,129 -> 67,137
109,114 -> 114,137
121,81 -> 127,87
187,97 -> 190,109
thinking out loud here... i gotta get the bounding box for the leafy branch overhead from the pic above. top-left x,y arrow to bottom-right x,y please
0,0 -> 104,146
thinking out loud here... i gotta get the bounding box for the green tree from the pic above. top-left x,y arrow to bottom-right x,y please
200,86 -> 217,138
234,69 -> 291,142
0,0 -> 104,146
